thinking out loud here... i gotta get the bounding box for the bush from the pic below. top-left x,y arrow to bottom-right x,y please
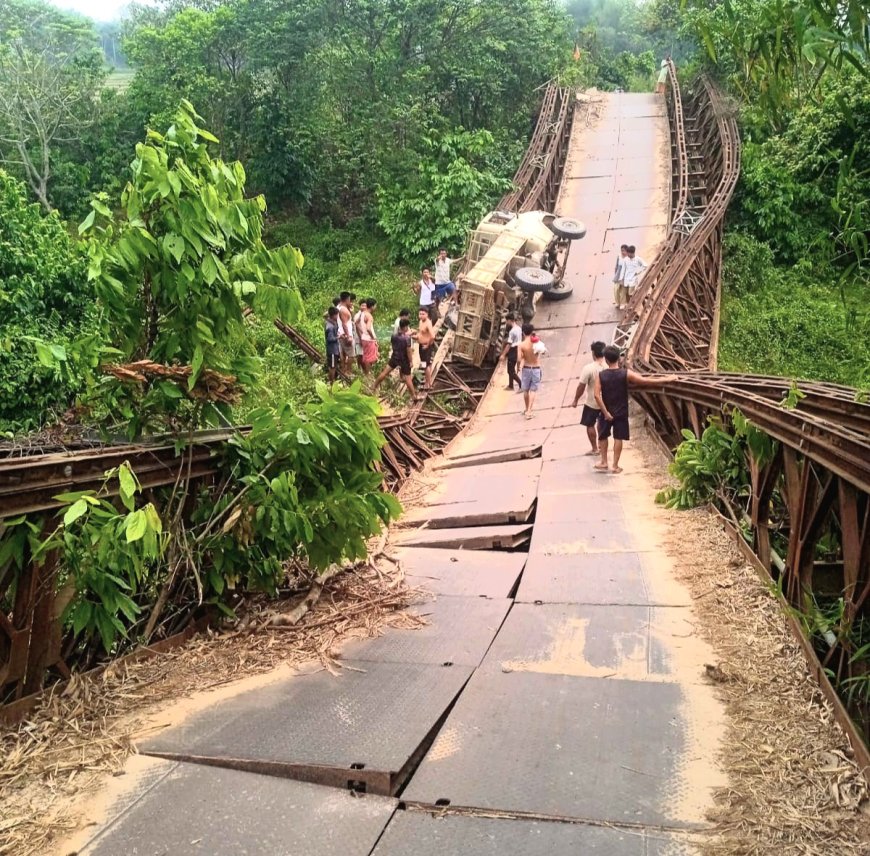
0,171 -> 94,431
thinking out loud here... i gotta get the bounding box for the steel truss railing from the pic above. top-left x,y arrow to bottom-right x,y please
627,72 -> 870,760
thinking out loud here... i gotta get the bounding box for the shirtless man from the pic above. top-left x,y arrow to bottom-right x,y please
337,292 -> 355,374
417,307 -> 436,390
517,323 -> 542,420
358,298 -> 379,374
594,345 -> 675,473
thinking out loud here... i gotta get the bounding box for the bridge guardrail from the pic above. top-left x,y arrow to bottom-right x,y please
627,71 -> 870,759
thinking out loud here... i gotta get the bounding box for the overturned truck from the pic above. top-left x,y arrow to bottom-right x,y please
450,209 -> 586,367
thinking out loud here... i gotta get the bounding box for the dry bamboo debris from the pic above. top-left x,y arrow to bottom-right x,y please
633,430 -> 870,856
0,560 -> 414,856
102,360 -> 241,404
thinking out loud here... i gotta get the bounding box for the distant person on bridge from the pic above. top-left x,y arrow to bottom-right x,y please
433,249 -> 460,302
656,59 -> 669,95
623,246 -> 647,301
518,323 -> 544,420
594,345 -> 675,474
613,244 -> 629,309
360,298 -> 379,374
570,340 -> 607,455
499,313 -> 522,391
414,268 -> 439,323
417,307 -> 436,390
337,292 -> 356,374
373,318 -> 417,400
324,305 -> 340,383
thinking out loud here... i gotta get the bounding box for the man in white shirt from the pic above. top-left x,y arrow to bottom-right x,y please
433,249 -> 458,302
499,313 -> 522,390
623,245 -> 647,298
613,244 -> 629,308
570,340 -> 607,454
414,267 -> 438,322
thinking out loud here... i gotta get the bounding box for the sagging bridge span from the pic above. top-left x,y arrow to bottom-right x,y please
2,63 -> 870,846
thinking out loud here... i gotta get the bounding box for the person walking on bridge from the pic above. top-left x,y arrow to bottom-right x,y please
518,323 -> 544,420
594,345 -> 674,474
571,340 -> 607,455
373,318 -> 418,400
499,313 -> 522,391
613,244 -> 629,309
623,246 -> 647,302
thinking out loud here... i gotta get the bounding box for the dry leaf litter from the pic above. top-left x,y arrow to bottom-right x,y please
632,426 -> 870,856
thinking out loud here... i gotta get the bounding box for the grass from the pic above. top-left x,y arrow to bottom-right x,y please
233,215 -> 418,418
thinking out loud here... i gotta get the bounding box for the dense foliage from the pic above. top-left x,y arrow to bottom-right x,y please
0,171 -> 95,431
676,0 -> 870,388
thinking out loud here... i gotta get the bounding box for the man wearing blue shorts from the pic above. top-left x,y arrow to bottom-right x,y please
518,323 -> 543,420
433,248 -> 458,302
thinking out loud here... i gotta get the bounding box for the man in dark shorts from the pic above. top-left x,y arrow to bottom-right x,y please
570,340 -> 606,455
417,307 -> 436,390
594,345 -> 675,473
373,318 -> 417,399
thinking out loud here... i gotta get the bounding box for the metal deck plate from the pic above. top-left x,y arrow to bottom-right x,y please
402,670 -> 691,827
534,490 -> 628,522
411,458 -> 542,508
371,812 -> 699,855
517,551 -> 652,605
479,603 -> 672,679
392,524 -> 532,550
399,495 -> 536,529
438,446 -> 541,469
338,596 -> 511,667
528,519 -> 642,555
395,547 -> 526,598
82,760 -> 396,856
141,660 -> 472,794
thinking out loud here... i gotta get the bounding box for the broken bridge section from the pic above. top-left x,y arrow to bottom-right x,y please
78,93 -> 722,856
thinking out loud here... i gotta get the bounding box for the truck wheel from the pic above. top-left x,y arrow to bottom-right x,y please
543,281 -> 574,301
514,267 -> 554,292
548,217 -> 587,240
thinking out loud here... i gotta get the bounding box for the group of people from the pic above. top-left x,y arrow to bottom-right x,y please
612,244 -> 647,310
499,328 -> 674,473
323,249 -> 461,390
324,292 -> 380,382
570,341 -> 672,474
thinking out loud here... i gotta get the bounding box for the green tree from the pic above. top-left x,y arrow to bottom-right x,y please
376,128 -> 513,259
0,0 -> 105,210
80,100 -> 303,436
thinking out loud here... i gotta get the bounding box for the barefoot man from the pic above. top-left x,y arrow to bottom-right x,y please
594,345 -> 675,473
373,318 -> 417,400
517,323 -> 542,420
571,340 -> 606,455
417,307 -> 435,390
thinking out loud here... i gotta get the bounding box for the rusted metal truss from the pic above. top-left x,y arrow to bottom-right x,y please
498,82 -> 575,214
627,69 -> 870,758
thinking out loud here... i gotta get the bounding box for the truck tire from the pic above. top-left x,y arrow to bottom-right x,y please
543,281 -> 574,301
514,267 -> 554,292
548,217 -> 587,240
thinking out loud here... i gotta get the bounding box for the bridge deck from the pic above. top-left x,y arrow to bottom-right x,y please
74,95 -> 726,856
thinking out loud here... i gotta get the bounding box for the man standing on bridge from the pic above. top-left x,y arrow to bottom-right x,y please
571,340 -> 607,455
433,248 -> 459,303
417,307 -> 436,391
499,313 -> 522,391
594,345 -> 675,473
518,323 -> 544,420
